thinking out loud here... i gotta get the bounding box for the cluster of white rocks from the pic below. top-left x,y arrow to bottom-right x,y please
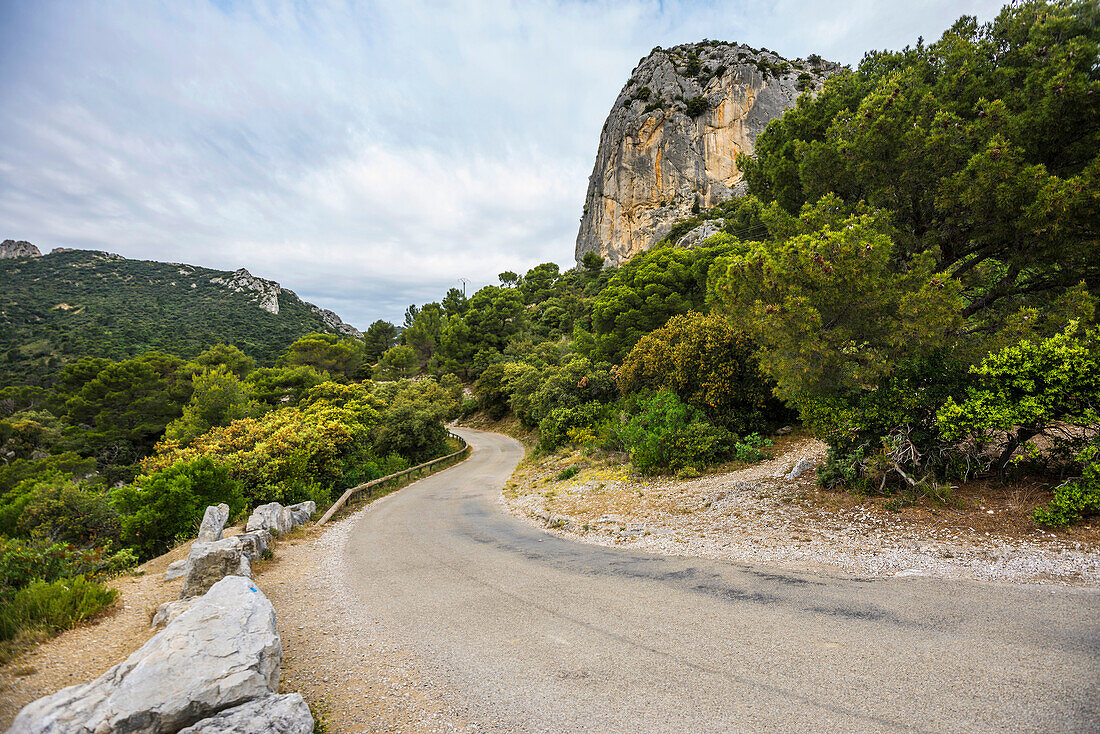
6,501 -> 317,734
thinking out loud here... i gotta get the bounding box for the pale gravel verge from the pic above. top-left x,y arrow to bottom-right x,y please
503,439 -> 1100,586
260,497 -> 477,734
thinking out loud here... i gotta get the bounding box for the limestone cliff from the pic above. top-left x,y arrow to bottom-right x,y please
576,43 -> 840,265
0,240 -> 42,259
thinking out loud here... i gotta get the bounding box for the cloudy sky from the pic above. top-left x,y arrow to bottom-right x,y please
0,0 -> 1006,327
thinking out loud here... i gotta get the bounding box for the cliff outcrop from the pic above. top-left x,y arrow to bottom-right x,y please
0,240 -> 41,259
576,42 -> 840,265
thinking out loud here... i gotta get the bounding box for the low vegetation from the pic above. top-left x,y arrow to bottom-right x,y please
0,337 -> 459,654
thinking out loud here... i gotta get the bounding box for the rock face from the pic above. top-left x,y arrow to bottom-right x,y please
310,305 -> 362,338
8,576 -> 281,734
0,240 -> 42,259
196,503 -> 230,543
209,268 -> 282,314
176,694 -> 313,734
246,503 -> 293,536
576,43 -> 840,265
181,536 -> 253,598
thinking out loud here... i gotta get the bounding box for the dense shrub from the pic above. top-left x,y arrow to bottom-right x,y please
618,312 -> 784,434
939,321 -> 1100,473
164,367 -> 260,447
538,402 -> 606,452
473,364 -> 511,420
0,538 -> 132,593
114,457 -> 245,560
372,380 -> 455,463
590,241 -> 735,363
143,397 -> 381,506
0,576 -> 117,642
684,95 -> 708,116
1033,446 -> 1100,527
619,391 -> 734,474
10,475 -> 120,549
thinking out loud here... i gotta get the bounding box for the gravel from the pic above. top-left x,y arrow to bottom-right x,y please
257,503 -> 475,734
504,439 -> 1100,586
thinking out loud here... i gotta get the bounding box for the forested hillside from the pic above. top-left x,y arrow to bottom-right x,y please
0,249 -> 357,385
369,0 -> 1098,524
0,334 -> 458,657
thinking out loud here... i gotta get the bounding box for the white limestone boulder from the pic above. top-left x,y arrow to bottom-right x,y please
234,529 -> 272,561
245,503 -> 292,536
285,501 -> 315,528
181,537 -> 251,599
8,576 -> 281,734
150,597 -> 198,629
196,503 -> 231,543
176,693 -> 313,734
165,504 -> 232,581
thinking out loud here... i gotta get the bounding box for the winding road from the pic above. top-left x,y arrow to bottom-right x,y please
343,428 -> 1100,733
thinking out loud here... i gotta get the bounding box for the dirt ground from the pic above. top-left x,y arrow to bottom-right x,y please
501,429 -> 1100,585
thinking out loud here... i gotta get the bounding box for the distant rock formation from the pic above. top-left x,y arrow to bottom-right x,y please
576,42 -> 841,265
0,240 -> 42,259
0,244 -> 362,340
309,305 -> 363,339
209,267 -> 283,314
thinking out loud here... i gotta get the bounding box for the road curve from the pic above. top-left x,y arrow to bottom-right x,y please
344,428 -> 1100,733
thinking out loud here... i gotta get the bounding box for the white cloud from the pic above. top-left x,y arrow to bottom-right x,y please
0,0 -> 1006,326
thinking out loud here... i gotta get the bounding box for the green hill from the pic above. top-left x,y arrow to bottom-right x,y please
0,248 -> 361,385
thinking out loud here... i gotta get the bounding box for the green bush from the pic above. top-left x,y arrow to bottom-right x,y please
0,538 -> 135,594
538,403 -> 604,452
618,312 -> 785,434
9,475 -> 120,549
372,380 -> 453,463
473,364 -> 510,420
1033,449 -> 1100,527
939,321 -> 1100,474
114,457 -> 245,560
0,576 -> 117,642
556,466 -> 580,481
619,391 -> 733,474
732,433 -> 772,463
685,95 -> 708,116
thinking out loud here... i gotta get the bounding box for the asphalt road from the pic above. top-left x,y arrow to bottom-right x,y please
344,428 -> 1100,733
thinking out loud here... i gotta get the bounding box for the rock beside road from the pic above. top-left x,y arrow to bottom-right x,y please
175,693 -> 313,734
181,536 -> 253,598
784,459 -> 817,480
286,501 -> 316,527
8,576 -> 282,734
150,597 -> 198,629
196,503 -> 230,543
246,503 -> 293,536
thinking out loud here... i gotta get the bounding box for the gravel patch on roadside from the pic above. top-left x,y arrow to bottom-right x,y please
504,439 -> 1100,586
259,502 -> 475,734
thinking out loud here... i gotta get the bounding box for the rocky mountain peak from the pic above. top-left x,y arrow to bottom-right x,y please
576,42 -> 841,265
209,268 -> 283,314
0,240 -> 42,259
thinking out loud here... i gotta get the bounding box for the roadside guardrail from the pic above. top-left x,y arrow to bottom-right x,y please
316,431 -> 470,526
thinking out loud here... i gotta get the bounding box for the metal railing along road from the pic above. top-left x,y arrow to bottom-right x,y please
315,431 -> 469,526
